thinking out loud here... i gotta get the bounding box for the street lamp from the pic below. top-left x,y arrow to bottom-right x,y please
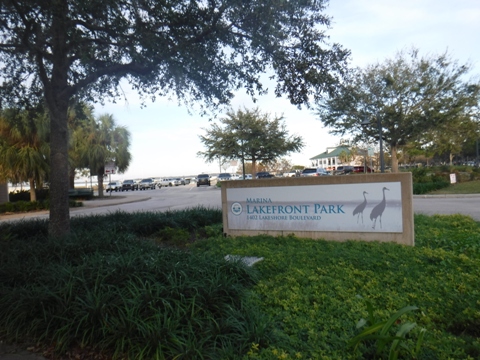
361,115 -> 385,173
234,125 -> 246,180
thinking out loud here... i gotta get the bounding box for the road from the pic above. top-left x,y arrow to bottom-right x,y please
0,183 -> 222,222
412,194 -> 480,220
1,183 -> 480,222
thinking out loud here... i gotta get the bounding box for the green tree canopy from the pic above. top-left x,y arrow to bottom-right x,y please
0,0 -> 349,236
73,113 -> 131,197
316,48 -> 480,172
0,106 -> 50,201
425,114 -> 479,165
198,107 -> 304,177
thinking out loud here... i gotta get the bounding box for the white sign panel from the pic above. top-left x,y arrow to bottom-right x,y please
227,182 -> 402,233
105,161 -> 116,174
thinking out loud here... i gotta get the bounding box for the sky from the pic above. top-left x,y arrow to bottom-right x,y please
94,0 -> 480,180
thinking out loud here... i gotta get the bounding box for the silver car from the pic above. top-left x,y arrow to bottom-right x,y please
300,168 -> 330,177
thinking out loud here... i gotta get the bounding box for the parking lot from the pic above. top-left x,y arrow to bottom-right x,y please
2,180 -> 480,223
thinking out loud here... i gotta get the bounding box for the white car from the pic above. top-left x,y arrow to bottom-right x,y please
238,174 -> 252,180
284,170 -> 298,177
300,168 -> 331,177
158,178 -> 175,187
105,181 -> 122,192
173,178 -> 186,186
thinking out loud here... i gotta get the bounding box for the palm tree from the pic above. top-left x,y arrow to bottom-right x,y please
0,107 -> 50,201
75,114 -> 131,197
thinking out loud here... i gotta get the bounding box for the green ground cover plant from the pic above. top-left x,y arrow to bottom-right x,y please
427,180 -> 480,195
1,208 -> 479,359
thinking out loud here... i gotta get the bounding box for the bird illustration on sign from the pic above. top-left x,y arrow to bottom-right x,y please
352,191 -> 368,224
370,187 -> 389,229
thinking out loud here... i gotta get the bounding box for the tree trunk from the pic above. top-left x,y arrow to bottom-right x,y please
48,104 -> 71,237
29,178 -> 36,202
45,0 -> 71,237
97,174 -> 104,198
390,145 -> 399,173
251,158 -> 257,178
449,153 -> 454,166
69,167 -> 75,189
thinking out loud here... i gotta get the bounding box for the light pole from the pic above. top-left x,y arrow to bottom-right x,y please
234,125 -> 246,180
376,115 -> 385,173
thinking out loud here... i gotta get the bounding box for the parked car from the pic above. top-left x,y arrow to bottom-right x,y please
121,179 -> 138,191
158,178 -> 175,187
333,166 -> 354,175
353,166 -> 374,173
106,181 -> 122,192
256,171 -> 275,179
284,170 -> 299,177
139,178 -> 156,190
217,173 -> 232,181
238,174 -> 252,180
173,178 -> 186,186
197,174 -> 211,187
300,168 -> 330,177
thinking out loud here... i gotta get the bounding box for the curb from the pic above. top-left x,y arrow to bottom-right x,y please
412,194 -> 480,198
76,196 -> 151,209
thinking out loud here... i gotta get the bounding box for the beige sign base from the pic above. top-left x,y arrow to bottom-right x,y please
221,173 -> 414,246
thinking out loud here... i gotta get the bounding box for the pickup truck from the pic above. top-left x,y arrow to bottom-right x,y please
157,178 -> 175,187
121,179 -> 138,191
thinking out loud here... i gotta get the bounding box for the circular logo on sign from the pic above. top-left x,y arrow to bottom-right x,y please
231,202 -> 243,215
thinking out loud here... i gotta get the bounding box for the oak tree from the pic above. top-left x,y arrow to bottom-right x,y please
198,107 -> 304,177
0,0 -> 348,236
317,48 -> 480,172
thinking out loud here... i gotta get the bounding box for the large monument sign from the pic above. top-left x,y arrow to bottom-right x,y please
221,173 -> 414,246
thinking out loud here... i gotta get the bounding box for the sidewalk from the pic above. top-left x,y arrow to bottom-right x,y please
0,193 -> 151,222
78,193 -> 151,208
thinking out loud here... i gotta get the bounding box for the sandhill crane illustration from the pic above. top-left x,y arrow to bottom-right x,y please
370,187 -> 389,229
352,191 -> 368,224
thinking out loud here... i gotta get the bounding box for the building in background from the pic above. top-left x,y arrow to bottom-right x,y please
309,146 -> 354,171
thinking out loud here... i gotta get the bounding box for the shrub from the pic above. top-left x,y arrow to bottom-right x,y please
9,189 -> 49,202
413,181 -> 450,194
0,217 -> 271,359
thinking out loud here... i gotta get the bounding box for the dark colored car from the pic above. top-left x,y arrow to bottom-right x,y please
139,178 -> 155,190
333,166 -> 354,175
353,166 -> 374,173
217,173 -> 232,181
121,179 -> 138,191
256,171 -> 274,179
197,174 -> 211,187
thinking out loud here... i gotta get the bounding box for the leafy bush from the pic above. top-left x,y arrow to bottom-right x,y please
0,210 -> 274,359
1,210 -> 480,359
413,181 -> 450,194
9,189 -> 50,202
192,215 -> 480,359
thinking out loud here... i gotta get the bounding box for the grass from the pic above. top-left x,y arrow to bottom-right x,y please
1,209 -> 480,359
428,180 -> 480,194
